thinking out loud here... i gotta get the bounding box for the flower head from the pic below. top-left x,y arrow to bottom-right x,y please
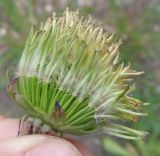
7,8 -> 148,139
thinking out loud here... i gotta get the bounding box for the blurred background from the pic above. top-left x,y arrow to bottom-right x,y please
0,0 -> 160,155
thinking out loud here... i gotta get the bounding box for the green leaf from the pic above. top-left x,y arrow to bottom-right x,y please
0,0 -> 24,31
135,140 -> 148,156
102,137 -> 130,156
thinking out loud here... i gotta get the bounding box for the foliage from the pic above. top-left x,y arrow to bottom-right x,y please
103,136 -> 160,156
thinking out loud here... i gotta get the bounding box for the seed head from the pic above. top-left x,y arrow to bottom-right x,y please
7,8 -> 148,139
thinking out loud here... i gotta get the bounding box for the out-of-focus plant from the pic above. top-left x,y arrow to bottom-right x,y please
103,135 -> 160,156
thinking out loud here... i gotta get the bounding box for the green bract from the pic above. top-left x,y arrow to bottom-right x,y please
7,8 -> 148,139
